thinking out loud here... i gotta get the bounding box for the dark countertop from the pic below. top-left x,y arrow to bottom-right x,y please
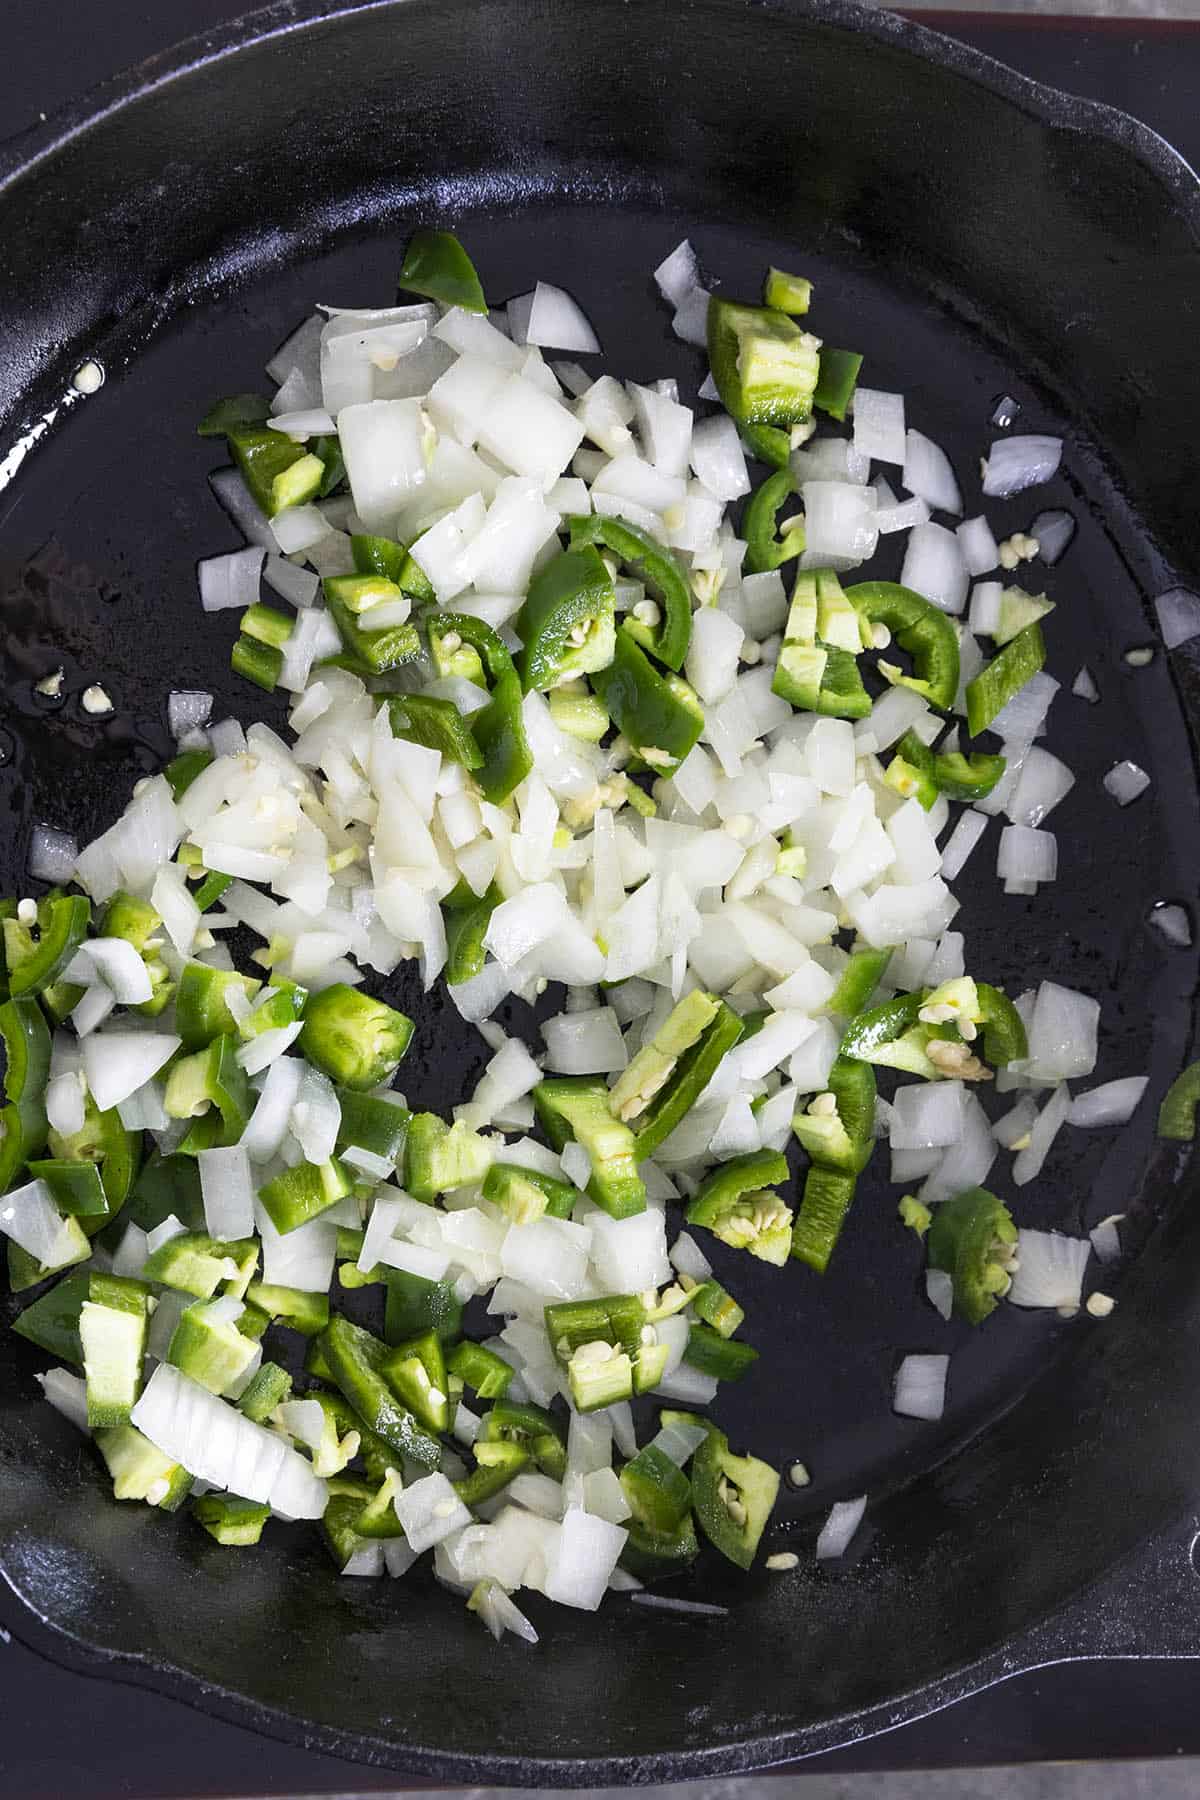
1,6 -> 1198,1794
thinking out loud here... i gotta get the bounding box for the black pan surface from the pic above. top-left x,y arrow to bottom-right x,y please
0,0 -> 1199,1782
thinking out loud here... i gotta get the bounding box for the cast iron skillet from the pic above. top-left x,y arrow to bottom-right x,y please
1,0 -> 1199,1783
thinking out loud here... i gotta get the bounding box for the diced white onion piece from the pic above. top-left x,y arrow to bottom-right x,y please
264,554 -> 320,608
649,1421 -> 710,1467
337,398 -> 430,531
1155,586 -> 1200,649
1025,981 -> 1100,1082
37,1368 -> 90,1432
652,1363 -> 718,1405
893,1354 -> 948,1422
1067,1077 -> 1148,1129
900,521 -> 968,614
671,286 -> 711,347
132,1363 -> 326,1515
1028,508 -> 1075,565
875,495 -> 930,535
889,1081 -> 966,1150
68,937 -> 153,1005
653,240 -> 699,308
926,1269 -> 954,1321
209,469 -> 274,550
198,546 -> 265,612
291,1065 -> 342,1165
1089,1215 -> 1123,1264
991,1095 -> 1038,1149
902,429 -> 961,514
81,1031 -> 179,1112
151,864 -> 202,958
969,580 -> 1003,636
852,388 -> 905,465
1072,666 -> 1099,703
989,670 -> 1059,750
1148,903 -> 1192,947
792,438 -> 869,486
241,1056 -> 305,1163
1007,1228 -> 1090,1311
501,1217 -> 591,1300
1012,1083 -> 1072,1186
816,1496 -> 867,1561
542,1007 -> 627,1075
199,1144 -> 255,1241
690,414 -> 750,501
669,1231 -> 712,1281
1006,747 -> 1074,828
981,435 -> 1063,498
28,824 -> 78,884
956,515 -> 998,576
523,281 -> 601,353
939,809 -> 988,881
589,1209 -> 670,1294
918,1094 -> 997,1205
997,825 -> 1057,884
0,1178 -> 81,1268
543,1507 -> 627,1611
1103,760 -> 1150,806
800,481 -> 878,568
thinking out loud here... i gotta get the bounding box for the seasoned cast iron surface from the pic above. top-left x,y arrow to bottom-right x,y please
0,0 -> 1198,1781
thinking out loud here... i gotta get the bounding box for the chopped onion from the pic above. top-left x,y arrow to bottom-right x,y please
956,515 -> 998,576
81,1030 -> 179,1112
1067,1076 -> 1147,1129
852,388 -> 905,465
1025,981 -> 1099,1082
669,1231 -> 711,1282
1006,747 -> 1074,828
1012,1083 -> 1071,1185
902,429 -> 961,514
925,1269 -> 954,1321
1155,586 -> 1200,650
989,671 -> 1059,750
816,1496 -> 867,1561
28,824 -> 77,884
1148,902 -> 1192,948
1103,760 -> 1150,806
900,521 -> 968,615
893,1354 -> 948,1421
889,1081 -> 966,1150
981,434 -> 1063,498
671,287 -> 711,347
875,495 -> 930,535
241,1056 -> 305,1163
1029,508 -> 1075,565
37,1368 -> 90,1432
653,240 -> 699,309
1072,665 -> 1099,703
997,824 -> 1057,885
0,1177 -> 81,1268
800,481 -> 878,568
542,1007 -> 627,1075
968,580 -> 1002,636
199,1144 -> 255,1240
168,690 -> 213,739
1007,1228 -> 1090,1312
523,281 -> 601,353
198,546 -> 265,612
653,1363 -> 718,1405
1089,1215 -> 1123,1264
690,414 -> 750,502
543,1506 -> 627,1611
939,809 -> 988,881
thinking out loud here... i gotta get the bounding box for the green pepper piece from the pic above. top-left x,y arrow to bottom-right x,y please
27,1158 -> 108,1217
37,979 -> 86,1024
320,1484 -> 376,1571
533,1078 -> 646,1218
236,1361 -> 293,1424
312,432 -> 345,499
258,1157 -> 352,1235
763,267 -> 812,315
94,1423 -> 192,1510
707,297 -> 821,428
298,983 -> 414,1090
472,669 -> 534,805
619,1442 -> 692,1533
343,1467 -> 404,1538
482,1160 -> 577,1225
549,681 -> 609,743
567,514 -> 692,672
388,693 -> 482,770
231,633 -> 283,692
590,629 -> 704,776
381,1326 -> 451,1434
965,622 -> 1047,738
1,994 -> 51,1110
399,227 -> 487,313
192,871 -> 233,913
812,347 -> 864,422
244,1281 -> 331,1336
445,1338 -> 515,1400
739,422 -> 792,469
619,1513 -> 700,1581
236,1301 -> 271,1342
3,895 -> 90,999
827,946 -> 893,1017
323,577 -> 420,676
927,1186 -> 1018,1324
164,1034 -> 251,1148
430,612 -> 514,684
545,1292 -> 645,1358
238,980 -> 307,1041
686,1149 -> 793,1266
885,730 -> 940,810
306,1388 -> 397,1485
46,1095 -> 140,1228
790,1165 -> 858,1273
404,1112 -> 493,1201
792,1054 -> 877,1178
227,427 -> 323,518
175,963 -> 262,1052
241,603 -> 291,650
691,1425 -> 779,1569
443,883 -> 502,987
123,1153 -> 206,1234
335,1089 -> 410,1165
11,1268 -> 91,1363
163,748 -> 215,799
141,1230 -> 257,1298
454,1438 -> 529,1508
687,1276 -> 745,1338
477,1399 -> 567,1480
934,750 -> 1007,801
845,581 -> 961,713
683,1322 -> 759,1382
101,891 -> 174,1016
618,993 -> 745,1162
383,1268 -> 464,1346
839,992 -> 926,1061
318,1314 -> 442,1469
1160,1060 -> 1200,1141
975,982 -> 1028,1068
193,1492 -> 270,1546
742,469 -> 806,575
516,545 -> 616,690
197,393 -> 272,437
350,531 -> 437,603
81,1272 -> 151,1427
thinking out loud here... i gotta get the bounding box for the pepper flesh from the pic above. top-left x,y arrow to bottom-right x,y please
568,513 -> 692,671
707,297 -> 821,429
812,348 -> 863,422
175,963 -> 262,1052
318,1315 -> 442,1469
299,984 -> 414,1090
1158,1061 -> 1200,1140
683,1322 -> 759,1382
845,580 -> 961,712
619,1442 -> 692,1532
827,947 -> 893,1017
516,545 -> 616,690
590,629 -> 704,776
227,427 -> 323,518
3,894 -> 90,998
388,693 -> 482,770
443,883 -> 503,986
164,1034 -> 251,1148
323,576 -> 421,676
533,1078 -> 646,1218
742,469 -> 806,575
685,1148 -> 793,1265
399,227 -> 487,313
691,1424 -> 779,1569
965,622 -> 1046,738
350,531 -> 436,603
927,1186 -> 1018,1323
975,982 -> 1028,1067
791,1055 -> 876,1175
790,1165 -> 859,1274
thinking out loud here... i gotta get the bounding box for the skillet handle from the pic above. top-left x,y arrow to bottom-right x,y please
1004,1510 -> 1200,1668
